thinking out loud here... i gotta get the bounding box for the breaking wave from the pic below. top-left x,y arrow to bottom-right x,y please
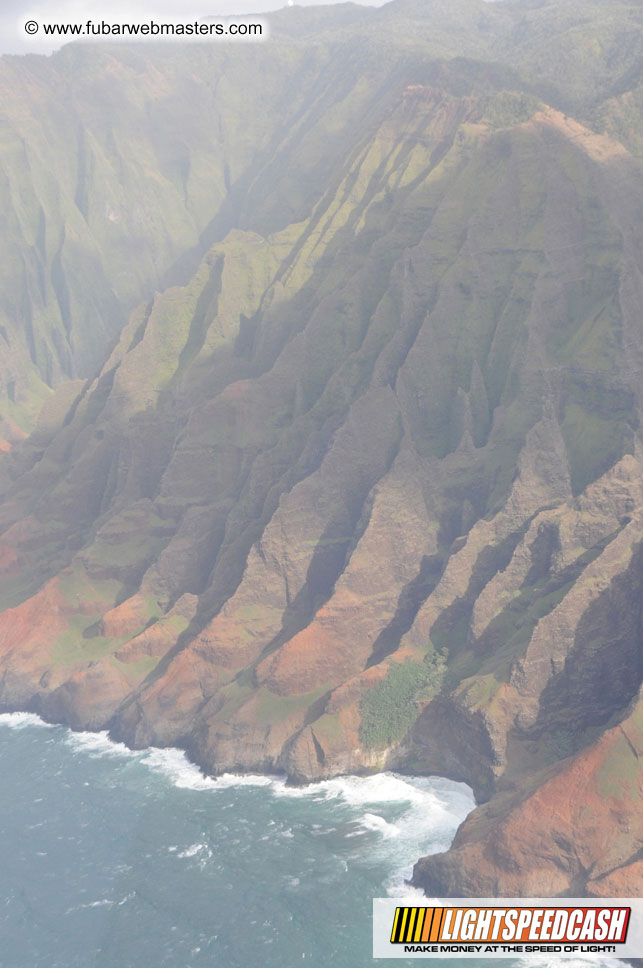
0,710 -> 473,897
0,711 -> 56,729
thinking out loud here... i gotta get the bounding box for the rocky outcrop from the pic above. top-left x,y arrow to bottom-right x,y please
414,690 -> 643,898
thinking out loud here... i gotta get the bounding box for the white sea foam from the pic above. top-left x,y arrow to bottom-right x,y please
65,898 -> 114,914
177,843 -> 212,860
385,877 -> 427,899
360,813 -> 400,838
0,712 -> 469,829
269,772 -> 424,804
0,711 -> 56,729
309,773 -> 474,896
64,729 -> 135,759
140,747 -> 218,789
0,709 -> 475,901
65,893 -> 134,916
207,771 -> 276,789
260,770 -> 475,897
140,748 -> 278,791
267,771 -> 469,815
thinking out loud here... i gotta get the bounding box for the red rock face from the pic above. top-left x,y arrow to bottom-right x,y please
414,694 -> 643,897
2,13 -> 643,901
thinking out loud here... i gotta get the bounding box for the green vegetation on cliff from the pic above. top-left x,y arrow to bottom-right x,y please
360,653 -> 445,749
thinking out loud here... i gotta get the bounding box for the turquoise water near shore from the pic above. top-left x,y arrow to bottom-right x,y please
0,713 -> 622,968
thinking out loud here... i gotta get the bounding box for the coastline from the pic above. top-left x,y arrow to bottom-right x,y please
0,703 -> 478,869
0,709 -> 632,968
0,699 -> 449,790
0,705 -> 475,899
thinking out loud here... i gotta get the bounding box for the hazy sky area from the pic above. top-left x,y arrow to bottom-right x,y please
2,0 -> 388,55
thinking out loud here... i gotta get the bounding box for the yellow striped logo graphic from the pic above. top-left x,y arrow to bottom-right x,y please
390,907 -> 445,944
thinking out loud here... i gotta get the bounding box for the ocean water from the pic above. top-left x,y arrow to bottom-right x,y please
0,713 -> 622,968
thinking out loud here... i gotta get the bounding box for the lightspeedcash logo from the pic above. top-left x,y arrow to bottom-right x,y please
390,905 -> 629,946
373,898 -> 642,959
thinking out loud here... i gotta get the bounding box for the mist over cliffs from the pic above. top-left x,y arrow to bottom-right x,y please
1,0 -> 643,897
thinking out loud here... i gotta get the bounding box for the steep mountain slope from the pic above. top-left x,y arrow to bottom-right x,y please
1,0 -> 643,898
4,0 -> 643,448
0,46 -> 248,441
0,20 -> 421,443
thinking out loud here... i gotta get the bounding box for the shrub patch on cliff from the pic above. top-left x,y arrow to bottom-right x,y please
359,653 -> 444,750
